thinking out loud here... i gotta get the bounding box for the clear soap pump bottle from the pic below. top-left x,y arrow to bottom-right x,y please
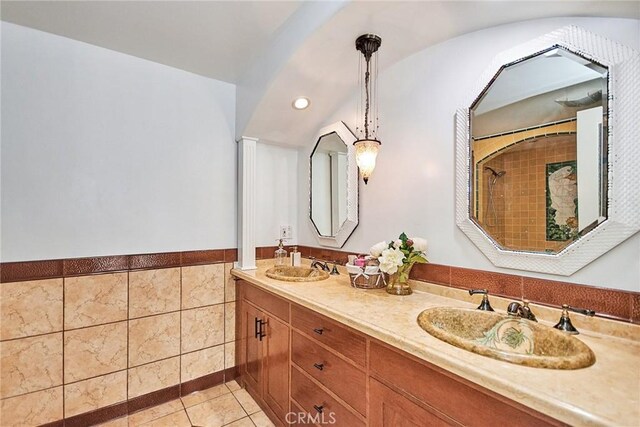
274,239 -> 287,266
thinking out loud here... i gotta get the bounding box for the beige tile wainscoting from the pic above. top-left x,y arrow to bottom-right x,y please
0,252 -> 238,426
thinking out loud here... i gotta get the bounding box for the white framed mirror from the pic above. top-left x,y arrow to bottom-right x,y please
309,121 -> 358,247
455,26 -> 640,275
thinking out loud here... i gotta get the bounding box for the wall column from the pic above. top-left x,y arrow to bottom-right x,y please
237,136 -> 258,270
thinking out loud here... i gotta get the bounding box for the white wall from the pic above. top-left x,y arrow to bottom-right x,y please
1,23 -> 237,261
298,17 -> 640,292
255,142 -> 298,247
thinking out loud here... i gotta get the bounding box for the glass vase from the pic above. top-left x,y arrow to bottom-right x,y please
385,262 -> 414,295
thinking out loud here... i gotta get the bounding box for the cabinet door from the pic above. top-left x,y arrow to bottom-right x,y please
242,301 -> 264,396
369,378 -> 457,427
263,314 -> 290,424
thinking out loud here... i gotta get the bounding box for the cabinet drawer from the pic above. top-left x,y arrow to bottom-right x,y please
291,366 -> 365,427
369,378 -> 456,427
291,331 -> 366,416
291,304 -> 366,366
369,342 -> 562,427
241,281 -> 289,322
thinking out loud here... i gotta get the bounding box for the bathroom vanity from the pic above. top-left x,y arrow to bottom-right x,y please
232,262 -> 640,427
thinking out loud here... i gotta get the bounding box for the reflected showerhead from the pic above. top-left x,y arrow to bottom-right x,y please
484,166 -> 506,178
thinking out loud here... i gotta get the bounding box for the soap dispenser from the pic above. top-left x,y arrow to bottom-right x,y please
290,246 -> 301,267
274,239 -> 288,266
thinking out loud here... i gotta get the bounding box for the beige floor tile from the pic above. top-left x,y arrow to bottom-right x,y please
186,393 -> 246,427
181,383 -> 231,408
128,399 -> 184,426
233,389 -> 261,415
140,409 -> 191,427
225,380 -> 241,392
225,417 -> 255,427
250,411 -> 276,427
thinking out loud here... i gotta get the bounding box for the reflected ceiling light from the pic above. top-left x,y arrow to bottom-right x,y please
292,97 -> 310,110
354,34 -> 382,184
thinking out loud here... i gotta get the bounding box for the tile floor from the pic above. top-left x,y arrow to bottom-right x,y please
98,381 -> 275,427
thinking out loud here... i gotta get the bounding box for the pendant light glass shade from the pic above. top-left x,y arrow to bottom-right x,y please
354,34 -> 382,184
353,139 -> 380,184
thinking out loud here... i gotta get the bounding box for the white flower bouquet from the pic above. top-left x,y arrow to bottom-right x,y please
370,232 -> 428,295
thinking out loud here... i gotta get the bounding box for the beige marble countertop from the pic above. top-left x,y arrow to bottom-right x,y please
232,260 -> 640,427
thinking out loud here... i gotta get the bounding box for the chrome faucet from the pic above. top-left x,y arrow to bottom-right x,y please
309,257 -> 330,272
507,300 -> 537,322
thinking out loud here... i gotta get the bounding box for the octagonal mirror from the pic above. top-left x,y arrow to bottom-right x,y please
309,121 -> 358,247
470,47 -> 608,254
456,26 -> 640,275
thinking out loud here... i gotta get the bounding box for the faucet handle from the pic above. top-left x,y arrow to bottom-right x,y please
468,289 -> 494,312
565,304 -> 595,317
330,261 -> 340,275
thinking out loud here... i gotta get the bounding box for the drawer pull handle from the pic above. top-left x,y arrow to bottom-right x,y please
313,363 -> 324,371
313,328 -> 324,335
254,317 -> 260,339
313,405 -> 324,413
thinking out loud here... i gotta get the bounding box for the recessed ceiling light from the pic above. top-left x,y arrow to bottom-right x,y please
292,97 -> 310,110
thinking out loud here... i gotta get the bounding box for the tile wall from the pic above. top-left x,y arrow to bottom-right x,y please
0,260 -> 237,426
502,135 -> 577,252
478,134 -> 577,252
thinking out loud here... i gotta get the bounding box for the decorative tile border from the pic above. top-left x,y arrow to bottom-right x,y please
0,249 -> 238,282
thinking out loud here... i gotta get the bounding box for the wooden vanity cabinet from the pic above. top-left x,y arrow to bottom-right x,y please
369,342 -> 564,427
236,280 -> 563,427
238,280 -> 290,426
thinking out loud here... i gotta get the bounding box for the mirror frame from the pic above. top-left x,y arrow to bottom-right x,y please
455,26 -> 640,275
309,121 -> 358,247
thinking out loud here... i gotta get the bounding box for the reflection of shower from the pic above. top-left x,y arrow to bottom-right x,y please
484,166 -> 506,226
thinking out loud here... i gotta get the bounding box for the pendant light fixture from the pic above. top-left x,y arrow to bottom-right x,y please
354,34 -> 382,184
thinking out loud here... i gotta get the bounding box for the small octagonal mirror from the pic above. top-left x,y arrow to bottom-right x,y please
309,121 -> 358,247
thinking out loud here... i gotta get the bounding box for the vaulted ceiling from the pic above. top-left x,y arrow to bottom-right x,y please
3,1 -> 639,147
